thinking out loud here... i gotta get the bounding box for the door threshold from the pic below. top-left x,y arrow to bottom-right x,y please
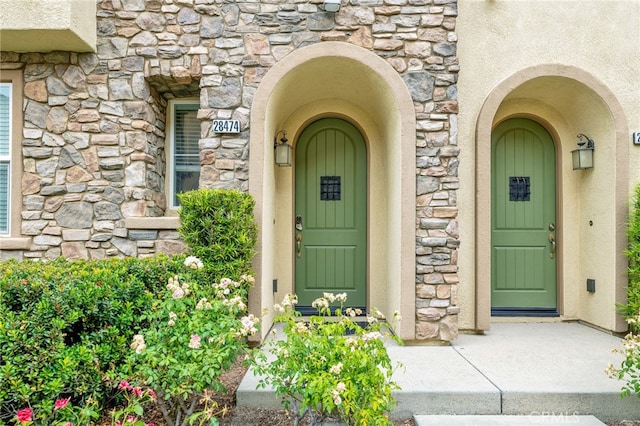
491,307 -> 559,317
296,306 -> 367,316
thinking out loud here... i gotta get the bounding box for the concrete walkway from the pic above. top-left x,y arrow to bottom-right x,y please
237,322 -> 640,423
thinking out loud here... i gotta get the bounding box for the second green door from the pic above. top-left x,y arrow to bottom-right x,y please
491,118 -> 557,313
295,118 -> 367,310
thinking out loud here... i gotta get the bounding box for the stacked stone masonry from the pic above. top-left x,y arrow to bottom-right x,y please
0,0 -> 459,340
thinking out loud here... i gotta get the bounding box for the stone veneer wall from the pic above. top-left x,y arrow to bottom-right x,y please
0,0 -> 459,340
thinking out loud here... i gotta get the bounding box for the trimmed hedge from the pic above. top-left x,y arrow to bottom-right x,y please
178,189 -> 257,281
0,255 -> 186,422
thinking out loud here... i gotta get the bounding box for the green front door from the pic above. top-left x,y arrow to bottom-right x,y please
295,118 -> 367,310
491,118 -> 557,314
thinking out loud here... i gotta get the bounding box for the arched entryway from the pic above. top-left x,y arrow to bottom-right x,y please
475,65 -> 629,332
248,42 -> 417,340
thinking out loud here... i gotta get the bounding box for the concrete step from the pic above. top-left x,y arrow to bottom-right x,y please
237,323 -> 640,421
413,415 -> 605,425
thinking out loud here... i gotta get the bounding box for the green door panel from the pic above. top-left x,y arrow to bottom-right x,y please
491,118 -> 557,310
295,118 -> 367,309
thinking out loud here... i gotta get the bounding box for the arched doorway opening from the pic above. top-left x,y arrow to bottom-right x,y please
475,65 -> 629,332
248,42 -> 417,339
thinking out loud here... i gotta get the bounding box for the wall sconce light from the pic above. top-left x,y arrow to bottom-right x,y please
322,0 -> 341,12
572,133 -> 595,170
274,130 -> 292,167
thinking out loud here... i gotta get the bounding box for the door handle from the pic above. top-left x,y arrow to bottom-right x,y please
296,233 -> 302,258
548,233 -> 556,259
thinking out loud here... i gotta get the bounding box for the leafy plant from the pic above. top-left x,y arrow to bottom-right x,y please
608,184 -> 640,397
178,189 -> 257,282
123,257 -> 258,426
0,255 -> 186,423
252,293 -> 402,426
624,184 -> 640,332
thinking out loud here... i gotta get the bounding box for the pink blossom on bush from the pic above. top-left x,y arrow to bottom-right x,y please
118,380 -> 132,390
54,397 -> 71,411
16,407 -> 33,423
188,334 -> 202,349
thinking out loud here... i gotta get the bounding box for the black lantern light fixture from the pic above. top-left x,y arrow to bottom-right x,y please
274,130 -> 292,167
572,133 -> 595,170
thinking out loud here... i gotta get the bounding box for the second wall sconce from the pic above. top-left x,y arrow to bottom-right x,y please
572,133 -> 595,170
274,130 -> 292,167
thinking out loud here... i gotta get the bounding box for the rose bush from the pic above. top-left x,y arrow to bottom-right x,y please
121,257 -> 259,426
252,293 -> 401,426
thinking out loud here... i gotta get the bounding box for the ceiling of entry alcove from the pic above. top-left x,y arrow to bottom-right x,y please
501,76 -> 609,124
267,55 -> 397,127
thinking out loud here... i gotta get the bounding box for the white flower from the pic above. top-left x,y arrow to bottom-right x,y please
282,293 -> 298,307
393,310 -> 402,321
130,334 -> 146,354
184,256 -> 203,269
332,389 -> 342,405
312,297 -> 329,310
189,334 -> 202,349
336,382 -> 346,392
240,274 -> 255,285
172,288 -> 185,299
323,292 -> 336,303
335,292 -> 347,303
362,331 -> 383,341
273,303 -> 285,314
196,298 -> 212,310
168,311 -> 177,326
329,362 -> 343,374
238,314 -> 259,336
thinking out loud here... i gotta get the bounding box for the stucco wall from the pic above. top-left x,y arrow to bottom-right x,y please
0,0 -> 96,52
457,0 -> 640,332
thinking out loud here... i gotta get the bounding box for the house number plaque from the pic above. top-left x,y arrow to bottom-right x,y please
212,119 -> 241,134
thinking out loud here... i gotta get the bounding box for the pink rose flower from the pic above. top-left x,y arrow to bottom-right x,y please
118,380 -> 131,390
16,407 -> 33,423
54,397 -> 71,411
132,387 -> 143,397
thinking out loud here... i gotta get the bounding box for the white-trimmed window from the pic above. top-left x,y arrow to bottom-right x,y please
0,82 -> 11,235
168,100 -> 200,208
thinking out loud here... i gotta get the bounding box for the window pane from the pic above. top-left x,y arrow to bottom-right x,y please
0,83 -> 10,234
173,103 -> 200,206
0,162 -> 9,234
0,84 -> 10,158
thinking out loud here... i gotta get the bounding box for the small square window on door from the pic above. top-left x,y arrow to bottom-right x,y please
320,176 -> 341,201
509,176 -> 530,202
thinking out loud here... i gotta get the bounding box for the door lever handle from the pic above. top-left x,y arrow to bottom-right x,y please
548,233 -> 556,259
296,233 -> 302,258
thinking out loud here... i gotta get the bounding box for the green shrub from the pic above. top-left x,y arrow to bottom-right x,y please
626,184 -> 640,331
123,259 -> 258,426
0,255 -> 186,423
252,293 -> 401,425
178,189 -> 257,281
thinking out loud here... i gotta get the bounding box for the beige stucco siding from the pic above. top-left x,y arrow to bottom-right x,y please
457,0 -> 639,332
0,0 -> 96,52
